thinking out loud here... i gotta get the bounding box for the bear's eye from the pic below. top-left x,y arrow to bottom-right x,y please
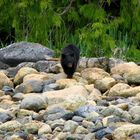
70,54 -> 74,57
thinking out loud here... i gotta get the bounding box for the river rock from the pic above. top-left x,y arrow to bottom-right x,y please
113,124 -> 140,140
109,85 -> 140,97
111,62 -> 138,75
95,127 -> 113,140
108,83 -> 131,97
38,124 -> 52,136
46,63 -> 62,74
75,126 -> 89,134
49,119 -> 65,130
43,107 -> 73,121
78,57 -> 88,71
88,57 -> 109,71
88,88 -> 102,101
63,95 -> 87,111
56,78 -> 78,89
101,106 -> 132,121
129,106 -> 140,124
0,112 -> 13,123
0,120 -> 22,131
43,85 -> 88,106
2,85 -> 15,96
94,77 -> 116,92
63,120 -> 79,133
124,67 -> 140,84
35,60 -> 56,72
14,67 -> 38,85
15,80 -> 43,93
0,72 -> 13,89
74,105 -> 99,118
20,94 -> 48,112
0,41 -> 54,66
24,121 -> 44,134
23,73 -> 49,82
81,68 -> 110,84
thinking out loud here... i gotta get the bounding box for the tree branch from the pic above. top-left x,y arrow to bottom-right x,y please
59,0 -> 75,16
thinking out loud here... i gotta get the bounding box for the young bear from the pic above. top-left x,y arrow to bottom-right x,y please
61,44 -> 80,78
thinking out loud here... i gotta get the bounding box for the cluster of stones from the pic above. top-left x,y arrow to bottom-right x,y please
0,42 -> 140,140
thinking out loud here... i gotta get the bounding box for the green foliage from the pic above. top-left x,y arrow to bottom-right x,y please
0,0 -> 140,61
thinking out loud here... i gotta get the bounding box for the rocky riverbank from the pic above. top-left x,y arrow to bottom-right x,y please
0,42 -> 140,140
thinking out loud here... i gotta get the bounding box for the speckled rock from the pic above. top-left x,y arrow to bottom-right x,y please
129,106 -> 140,123
20,94 -> 48,112
113,124 -> 140,140
15,80 -> 43,93
23,73 -> 49,82
108,83 -> 131,97
24,121 -> 44,134
38,124 -> 52,136
43,85 -> 88,106
63,120 -> 79,133
88,88 -> 102,101
56,78 -> 78,89
109,85 -> 140,97
81,68 -> 110,84
14,67 -> 38,85
111,62 -> 138,75
94,77 -> 116,92
0,120 -> 22,131
75,126 -> 89,134
63,95 -> 87,111
124,67 -> 140,84
101,106 -> 132,121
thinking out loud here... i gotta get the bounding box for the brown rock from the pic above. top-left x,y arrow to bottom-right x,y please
14,67 -> 38,85
124,67 -> 140,84
113,124 -> 140,140
94,77 -> 116,92
43,85 -> 88,106
56,79 -> 78,89
0,72 -> 13,89
108,83 -> 131,97
81,68 -> 110,84
23,73 -> 49,82
111,62 -> 138,75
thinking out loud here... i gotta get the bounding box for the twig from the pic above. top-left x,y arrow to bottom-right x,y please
59,0 -> 75,16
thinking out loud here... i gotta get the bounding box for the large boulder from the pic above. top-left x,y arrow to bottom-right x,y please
0,42 -> 54,66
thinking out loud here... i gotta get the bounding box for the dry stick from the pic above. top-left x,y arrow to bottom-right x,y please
59,0 -> 75,16
45,58 -> 60,61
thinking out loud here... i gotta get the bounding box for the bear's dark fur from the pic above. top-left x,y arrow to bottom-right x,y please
61,44 -> 80,78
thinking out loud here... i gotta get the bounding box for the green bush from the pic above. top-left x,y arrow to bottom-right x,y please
0,0 -> 140,61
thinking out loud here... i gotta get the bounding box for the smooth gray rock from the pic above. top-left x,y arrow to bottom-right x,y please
20,94 -> 48,112
35,60 -> 56,72
15,80 -> 43,93
74,105 -> 99,118
0,42 -> 54,66
94,127 -> 113,140
101,106 -> 132,121
43,107 -> 74,121
0,112 -> 13,123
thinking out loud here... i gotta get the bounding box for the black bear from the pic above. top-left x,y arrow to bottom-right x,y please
61,44 -> 80,78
